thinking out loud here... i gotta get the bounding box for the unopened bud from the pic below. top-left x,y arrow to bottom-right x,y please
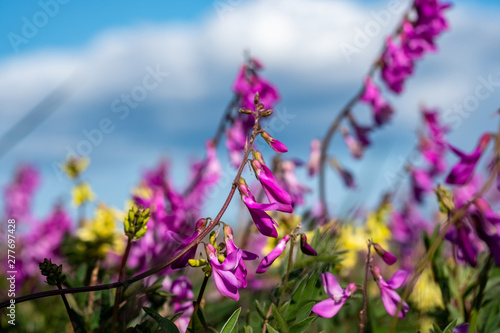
372,243 -> 397,265
239,108 -> 254,115
188,259 -> 207,267
209,231 -> 217,247
260,109 -> 273,117
254,92 -> 260,105
300,234 -> 318,256
434,184 -> 454,214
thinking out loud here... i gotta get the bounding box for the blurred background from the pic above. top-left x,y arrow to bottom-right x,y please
0,0 -> 499,225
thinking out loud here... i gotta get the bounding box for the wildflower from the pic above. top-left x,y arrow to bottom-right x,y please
381,37 -> 414,94
4,164 -> 39,222
409,268 -> 444,312
372,243 -> 397,265
410,168 -> 433,203
256,235 -> 290,273
307,139 -> 321,176
261,131 -> 288,153
445,218 -> 480,267
71,182 -> 95,207
232,60 -> 280,111
371,266 -> 409,318
329,158 -> 356,189
470,198 -> 500,266
251,152 -> 293,213
299,234 -> 317,256
206,244 -> 242,300
238,178 -> 279,238
349,115 -> 372,147
312,272 -> 356,318
61,157 -> 89,179
168,276 -> 194,333
224,225 -> 259,287
360,77 -> 393,126
225,118 -> 247,168
170,218 -> 207,269
341,127 -> 364,159
445,133 -> 491,185
276,160 -> 310,207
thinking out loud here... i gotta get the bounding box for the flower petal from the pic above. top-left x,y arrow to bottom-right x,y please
312,298 -> 345,318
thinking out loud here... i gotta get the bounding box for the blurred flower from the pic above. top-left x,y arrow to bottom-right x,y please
71,182 -> 95,207
371,266 -> 409,318
61,157 -> 89,179
410,168 -> 434,203
342,127 -> 364,159
445,133 -> 491,185
360,77 -> 394,127
381,37 -> 414,94
312,272 -> 356,318
4,164 -> 40,222
409,268 -> 444,312
276,160 -> 310,207
372,243 -> 397,265
300,233 -> 317,256
225,118 -> 247,168
170,218 -> 207,269
307,139 -> 321,176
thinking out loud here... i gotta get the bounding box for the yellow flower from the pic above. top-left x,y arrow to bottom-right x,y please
365,203 -> 392,249
409,268 -> 444,312
77,204 -> 125,258
62,157 -> 89,179
72,182 -> 95,207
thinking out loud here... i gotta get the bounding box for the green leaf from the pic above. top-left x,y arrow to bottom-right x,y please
143,307 -> 180,333
191,307 -> 207,333
271,304 -> 289,333
255,300 -> 269,320
442,319 -> 458,333
468,309 -> 478,333
266,324 -> 280,333
220,307 -> 241,333
170,311 -> 184,323
295,302 -> 314,323
289,317 -> 314,333
244,325 -> 253,333
431,322 -> 443,333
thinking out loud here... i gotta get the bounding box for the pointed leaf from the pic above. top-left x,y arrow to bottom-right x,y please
220,307 -> 241,333
289,317 -> 315,333
266,324 -> 279,333
143,307 -> 180,333
271,304 -> 289,333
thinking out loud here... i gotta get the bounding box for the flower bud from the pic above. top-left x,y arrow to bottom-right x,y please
372,243 -> 397,265
300,234 -> 318,256
124,205 -> 151,240
254,92 -> 260,105
252,150 -> 265,165
239,108 -> 254,114
209,231 -> 217,247
370,266 -> 382,281
260,131 -> 288,153
39,259 -> 66,286
346,283 -> 357,296
196,218 -> 208,232
434,184 -> 454,214
223,225 -> 234,240
260,109 -> 273,117
188,259 -> 207,267
256,235 -> 291,273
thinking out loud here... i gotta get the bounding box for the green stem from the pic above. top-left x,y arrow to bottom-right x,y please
112,238 -> 132,333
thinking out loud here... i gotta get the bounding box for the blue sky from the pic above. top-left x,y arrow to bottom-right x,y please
0,0 -> 499,226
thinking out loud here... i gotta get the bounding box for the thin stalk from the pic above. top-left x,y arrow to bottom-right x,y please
262,304 -> 273,333
318,1 -> 414,221
189,274 -> 210,329
278,237 -> 295,308
0,107 -> 263,309
111,238 -> 132,333
359,241 -> 372,333
57,283 -> 77,333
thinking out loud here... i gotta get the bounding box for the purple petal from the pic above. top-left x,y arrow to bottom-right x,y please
322,272 -> 343,299
312,298 -> 345,318
380,287 -> 409,318
247,205 -> 279,238
219,249 -> 243,271
270,139 -> 288,153
256,236 -> 289,273
243,195 -> 278,211
212,269 -> 240,300
386,270 -> 408,289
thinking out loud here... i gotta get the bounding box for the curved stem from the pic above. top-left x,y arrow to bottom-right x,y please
318,1 -> 414,221
0,111 -> 262,309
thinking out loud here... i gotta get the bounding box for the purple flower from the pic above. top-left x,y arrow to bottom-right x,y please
360,77 -> 394,127
307,139 -> 321,176
342,127 -> 364,159
276,160 -> 310,207
238,178 -> 279,238
372,243 -> 397,265
300,234 -> 317,256
381,37 -> 414,94
410,168 -> 434,203
4,164 -> 40,223
371,267 -> 409,318
224,225 -> 259,288
312,272 -> 356,318
168,276 -> 194,333
261,131 -> 288,153
349,115 -> 372,147
170,218 -> 207,269
251,154 -> 293,213
206,244 -> 243,300
445,218 -> 480,267
256,235 -> 290,273
445,133 -> 491,185
225,118 -> 248,168
232,61 -> 280,111
452,324 -> 469,333
470,198 -> 500,266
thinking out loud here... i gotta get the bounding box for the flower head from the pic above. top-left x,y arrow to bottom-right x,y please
312,272 -> 356,318
256,235 -> 290,273
371,267 -> 409,318
206,243 -> 243,300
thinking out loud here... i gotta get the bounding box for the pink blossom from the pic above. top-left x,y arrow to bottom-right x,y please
371,267 -> 409,318
256,235 -> 290,273
312,272 -> 356,318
